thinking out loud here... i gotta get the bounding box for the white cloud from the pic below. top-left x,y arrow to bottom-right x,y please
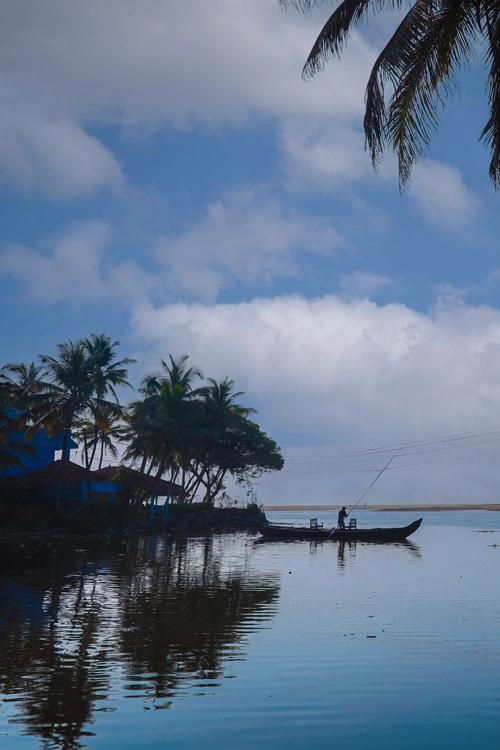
0,194 -> 342,305
0,222 -> 111,302
282,124 -> 373,189
408,159 -> 477,229
0,2 -> 482,213
0,1 -> 375,196
0,103 -> 123,199
0,221 -> 152,303
131,293 -> 500,503
154,188 -> 342,301
1,1 -> 371,127
340,270 -> 394,299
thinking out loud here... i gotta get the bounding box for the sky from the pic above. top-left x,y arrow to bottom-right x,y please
2,0 -> 500,505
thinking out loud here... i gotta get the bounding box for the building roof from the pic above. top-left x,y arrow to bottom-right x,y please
0,460 -> 184,499
2,459 -> 94,489
94,465 -> 184,496
0,460 -> 111,491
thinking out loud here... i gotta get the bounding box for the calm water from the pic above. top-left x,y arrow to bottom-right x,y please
1,512 -> 500,749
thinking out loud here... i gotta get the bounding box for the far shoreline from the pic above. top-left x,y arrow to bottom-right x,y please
264,503 -> 500,512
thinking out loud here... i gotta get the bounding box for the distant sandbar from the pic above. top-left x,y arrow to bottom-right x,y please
264,503 -> 500,512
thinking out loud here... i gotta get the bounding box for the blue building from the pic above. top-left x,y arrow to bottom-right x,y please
0,428 -> 78,477
0,424 -> 181,514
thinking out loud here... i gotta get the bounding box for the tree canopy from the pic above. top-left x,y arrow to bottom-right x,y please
125,358 -> 284,505
2,339 -> 284,506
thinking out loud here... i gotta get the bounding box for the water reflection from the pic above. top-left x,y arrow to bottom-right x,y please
255,537 -> 421,565
334,540 -> 421,570
0,536 -> 280,749
336,540 -> 356,570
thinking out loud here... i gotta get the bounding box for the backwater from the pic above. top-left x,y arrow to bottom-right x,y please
1,510 -> 499,749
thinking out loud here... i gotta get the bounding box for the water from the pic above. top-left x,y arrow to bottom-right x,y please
267,507 -> 500,530
1,512 -> 499,749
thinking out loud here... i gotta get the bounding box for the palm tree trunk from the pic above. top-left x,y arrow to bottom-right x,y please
61,426 -> 71,461
57,422 -> 72,512
98,440 -> 105,470
89,439 -> 98,468
82,430 -> 90,471
206,469 -> 226,505
147,458 -> 166,505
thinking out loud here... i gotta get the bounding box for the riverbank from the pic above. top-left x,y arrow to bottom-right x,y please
0,502 -> 267,539
265,503 -> 500,512
167,503 -> 266,533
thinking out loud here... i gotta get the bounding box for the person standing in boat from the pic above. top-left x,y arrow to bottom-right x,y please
337,506 -> 348,529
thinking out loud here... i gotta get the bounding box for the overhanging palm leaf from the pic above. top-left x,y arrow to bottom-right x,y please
283,0 -> 500,187
367,0 -> 478,182
482,1 -> 500,183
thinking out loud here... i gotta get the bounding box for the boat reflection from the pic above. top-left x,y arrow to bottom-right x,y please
255,536 -> 421,562
0,536 -> 280,749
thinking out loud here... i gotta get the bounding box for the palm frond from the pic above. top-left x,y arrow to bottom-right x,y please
298,0 -> 409,78
481,0 -> 500,186
363,0 -> 478,184
280,0 -> 331,10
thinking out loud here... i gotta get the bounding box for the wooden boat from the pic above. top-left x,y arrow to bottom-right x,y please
256,518 -> 422,542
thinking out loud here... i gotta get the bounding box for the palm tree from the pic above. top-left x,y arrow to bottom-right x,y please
283,0 -> 500,187
83,334 -> 135,403
33,336 -> 134,464
82,334 -> 134,469
76,403 -> 127,470
3,361 -> 46,398
0,368 -> 32,470
123,397 -> 160,474
144,354 -> 203,397
201,378 -> 254,425
192,378 -> 256,504
124,356 -> 205,492
35,341 -> 96,461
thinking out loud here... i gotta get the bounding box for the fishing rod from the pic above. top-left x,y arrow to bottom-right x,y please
346,452 -> 398,517
328,452 -> 398,539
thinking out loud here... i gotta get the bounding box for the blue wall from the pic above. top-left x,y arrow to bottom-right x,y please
1,430 -> 78,477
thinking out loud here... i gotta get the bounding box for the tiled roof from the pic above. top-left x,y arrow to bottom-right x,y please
0,460 -> 110,490
94,465 -> 184,496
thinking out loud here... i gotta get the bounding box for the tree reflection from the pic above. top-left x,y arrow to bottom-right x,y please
0,536 -> 279,748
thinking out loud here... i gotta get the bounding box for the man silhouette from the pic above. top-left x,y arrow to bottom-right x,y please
337,506 -> 347,529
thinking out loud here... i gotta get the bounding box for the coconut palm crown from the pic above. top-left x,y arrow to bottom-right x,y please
283,0 -> 500,187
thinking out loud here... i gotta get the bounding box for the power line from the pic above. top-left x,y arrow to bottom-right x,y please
73,425 -> 500,478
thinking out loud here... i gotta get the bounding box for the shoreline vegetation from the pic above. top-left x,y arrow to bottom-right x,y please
0,504 -> 268,542
1,334 -> 284,536
266,504 -> 500,512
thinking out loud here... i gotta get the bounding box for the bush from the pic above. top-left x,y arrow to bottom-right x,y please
65,500 -> 127,535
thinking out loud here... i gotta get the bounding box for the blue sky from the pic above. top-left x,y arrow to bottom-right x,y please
2,1 -> 500,503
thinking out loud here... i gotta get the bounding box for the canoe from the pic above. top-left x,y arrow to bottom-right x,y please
256,518 -> 422,542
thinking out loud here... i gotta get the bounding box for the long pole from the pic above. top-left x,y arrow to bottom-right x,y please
347,452 -> 398,517
328,452 -> 398,538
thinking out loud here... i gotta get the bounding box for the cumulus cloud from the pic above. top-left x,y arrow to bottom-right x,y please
339,270 -> 395,299
0,0 -> 376,196
154,188 -> 342,301
0,193 -> 342,305
0,221 -> 153,304
0,222 -> 111,301
1,1 -> 371,126
2,0 -> 478,215
0,103 -> 123,199
282,124 -> 373,190
408,159 -> 477,230
131,293 -> 500,503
